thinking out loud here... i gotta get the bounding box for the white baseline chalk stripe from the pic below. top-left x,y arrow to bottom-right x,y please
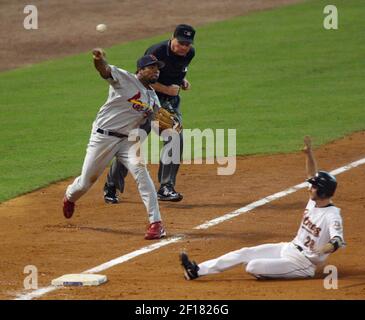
15,236 -> 183,300
194,182 -> 308,230
329,157 -> 365,176
14,156 -> 365,300
14,286 -> 59,301
83,236 -> 183,274
195,157 -> 365,230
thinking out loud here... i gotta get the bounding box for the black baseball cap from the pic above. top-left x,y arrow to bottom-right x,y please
173,24 -> 195,44
137,55 -> 165,70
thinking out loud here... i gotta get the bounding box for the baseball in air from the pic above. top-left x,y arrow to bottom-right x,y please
96,24 -> 107,33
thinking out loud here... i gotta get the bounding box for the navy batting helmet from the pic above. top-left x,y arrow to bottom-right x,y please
307,171 -> 337,199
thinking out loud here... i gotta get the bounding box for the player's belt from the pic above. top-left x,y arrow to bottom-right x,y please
97,128 -> 128,139
294,244 -> 303,252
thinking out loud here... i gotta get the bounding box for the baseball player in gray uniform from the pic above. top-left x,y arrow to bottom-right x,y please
63,49 -> 167,240
180,136 -> 345,279
103,24 -> 196,204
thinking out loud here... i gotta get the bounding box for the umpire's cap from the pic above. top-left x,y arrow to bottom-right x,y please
137,55 -> 165,70
307,171 -> 337,198
173,24 -> 195,44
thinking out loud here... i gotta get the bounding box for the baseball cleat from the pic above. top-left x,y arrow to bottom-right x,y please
144,221 -> 167,240
63,196 -> 75,219
103,183 -> 119,204
157,185 -> 183,202
180,252 -> 199,280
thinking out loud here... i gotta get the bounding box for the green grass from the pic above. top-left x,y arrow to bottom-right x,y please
0,0 -> 364,202
184,0 -> 365,154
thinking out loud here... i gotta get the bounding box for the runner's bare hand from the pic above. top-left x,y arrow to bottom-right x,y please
303,136 -> 312,154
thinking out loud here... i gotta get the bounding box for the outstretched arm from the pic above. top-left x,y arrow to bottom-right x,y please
92,48 -> 111,79
303,136 -> 317,178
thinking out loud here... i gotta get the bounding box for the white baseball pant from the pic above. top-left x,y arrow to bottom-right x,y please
197,242 -> 316,279
66,127 -> 161,223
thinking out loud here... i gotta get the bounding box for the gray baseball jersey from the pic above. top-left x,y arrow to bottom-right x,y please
94,65 -> 161,135
66,64 -> 162,225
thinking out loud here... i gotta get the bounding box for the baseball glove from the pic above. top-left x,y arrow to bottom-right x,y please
154,107 -> 182,133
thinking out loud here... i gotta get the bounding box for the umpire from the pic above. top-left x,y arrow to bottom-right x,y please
103,24 -> 196,202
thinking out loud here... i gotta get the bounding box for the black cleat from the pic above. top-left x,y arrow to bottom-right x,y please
180,252 -> 199,280
103,183 -> 119,204
157,185 -> 183,202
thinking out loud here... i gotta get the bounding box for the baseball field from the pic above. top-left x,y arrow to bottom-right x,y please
0,0 -> 364,301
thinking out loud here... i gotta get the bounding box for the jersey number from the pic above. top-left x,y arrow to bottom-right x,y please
304,236 -> 315,251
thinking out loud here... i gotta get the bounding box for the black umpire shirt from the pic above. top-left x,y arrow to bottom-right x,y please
145,40 -> 195,98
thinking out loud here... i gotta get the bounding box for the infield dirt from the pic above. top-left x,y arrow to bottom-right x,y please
1,0 -> 365,300
1,131 -> 364,299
